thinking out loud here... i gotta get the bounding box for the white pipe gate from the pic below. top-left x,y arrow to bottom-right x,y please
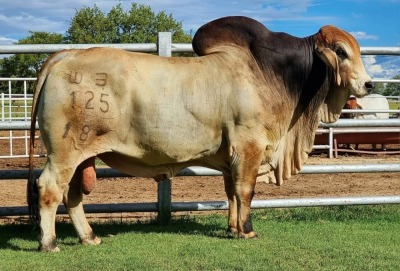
1,164 -> 400,218
0,33 -> 399,223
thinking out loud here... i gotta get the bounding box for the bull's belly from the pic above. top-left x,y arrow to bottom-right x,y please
111,113 -> 223,162
99,127 -> 224,178
110,134 -> 222,166
97,151 -> 214,179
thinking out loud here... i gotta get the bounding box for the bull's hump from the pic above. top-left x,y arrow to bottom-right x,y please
192,16 -> 269,56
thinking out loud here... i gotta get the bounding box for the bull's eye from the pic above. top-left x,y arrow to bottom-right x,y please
336,47 -> 348,59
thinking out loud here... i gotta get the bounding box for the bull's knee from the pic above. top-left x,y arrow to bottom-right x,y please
39,187 -> 62,208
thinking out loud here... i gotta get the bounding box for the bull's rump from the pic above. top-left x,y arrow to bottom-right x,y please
38,48 -> 256,166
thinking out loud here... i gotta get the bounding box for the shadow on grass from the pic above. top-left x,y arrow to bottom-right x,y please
92,214 -> 230,239
0,214 -> 229,251
0,223 -> 40,252
2,205 -> 399,251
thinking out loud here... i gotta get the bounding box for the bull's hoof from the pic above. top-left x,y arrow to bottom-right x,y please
39,245 -> 60,252
81,236 -> 102,246
238,231 -> 258,239
226,228 -> 238,238
39,238 -> 60,252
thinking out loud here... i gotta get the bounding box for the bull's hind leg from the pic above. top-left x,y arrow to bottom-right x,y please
63,157 -> 101,246
37,163 -> 75,252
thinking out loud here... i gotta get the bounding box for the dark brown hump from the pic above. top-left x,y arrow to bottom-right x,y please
192,16 -> 269,56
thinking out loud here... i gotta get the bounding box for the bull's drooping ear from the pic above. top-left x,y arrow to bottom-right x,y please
315,36 -> 341,86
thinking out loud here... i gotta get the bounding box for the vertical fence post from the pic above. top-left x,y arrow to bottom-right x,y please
157,179 -> 172,225
157,32 -> 172,225
1,92 -> 4,121
328,127 -> 333,159
158,32 -> 172,58
8,81 -> 11,120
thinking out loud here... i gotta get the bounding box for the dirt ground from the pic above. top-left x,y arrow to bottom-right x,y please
1,141 -> 399,216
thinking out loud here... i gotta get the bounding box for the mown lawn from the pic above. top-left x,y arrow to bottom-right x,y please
388,101 -> 399,110
1,205 -> 399,271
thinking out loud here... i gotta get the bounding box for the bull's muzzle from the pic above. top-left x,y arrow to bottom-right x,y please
365,81 -> 374,93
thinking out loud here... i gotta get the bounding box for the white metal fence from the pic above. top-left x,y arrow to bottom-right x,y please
0,78 -> 44,158
0,34 -> 399,221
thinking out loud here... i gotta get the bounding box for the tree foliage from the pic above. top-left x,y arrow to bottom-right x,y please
0,3 -> 192,94
66,3 -> 192,44
382,75 -> 400,96
0,32 -> 63,94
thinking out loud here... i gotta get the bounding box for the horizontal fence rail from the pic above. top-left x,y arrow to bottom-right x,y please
359,47 -> 400,55
319,119 -> 400,127
1,119 -> 399,131
3,77 -> 400,83
0,43 -> 194,54
1,165 -> 400,217
0,119 -> 398,159
0,44 -> 398,55
2,196 -> 400,217
316,127 -> 400,133
341,109 -> 400,113
1,163 -> 399,180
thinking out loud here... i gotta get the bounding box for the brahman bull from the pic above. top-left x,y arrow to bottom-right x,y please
28,16 -> 373,252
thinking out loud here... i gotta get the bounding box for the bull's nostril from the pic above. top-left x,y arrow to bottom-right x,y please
365,81 -> 374,92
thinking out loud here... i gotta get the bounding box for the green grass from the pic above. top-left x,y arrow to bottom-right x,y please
388,101 -> 399,110
1,205 -> 399,270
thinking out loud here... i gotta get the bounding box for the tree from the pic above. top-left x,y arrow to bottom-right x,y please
65,5 -> 110,44
0,3 -> 193,94
0,32 -> 63,94
66,3 -> 192,44
383,75 -> 400,96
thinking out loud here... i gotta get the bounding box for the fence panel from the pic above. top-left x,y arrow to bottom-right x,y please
0,38 -> 399,220
1,164 -> 400,217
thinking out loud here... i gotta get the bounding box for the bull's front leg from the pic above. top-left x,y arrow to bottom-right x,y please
63,160 -> 101,246
235,176 -> 257,239
223,174 -> 238,235
229,142 -> 262,239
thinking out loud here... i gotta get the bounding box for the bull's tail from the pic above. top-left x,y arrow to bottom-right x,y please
27,50 -> 70,224
27,60 -> 48,225
27,162 -> 39,225
27,79 -> 43,225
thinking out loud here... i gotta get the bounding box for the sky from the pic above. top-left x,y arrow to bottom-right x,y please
0,0 -> 399,78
